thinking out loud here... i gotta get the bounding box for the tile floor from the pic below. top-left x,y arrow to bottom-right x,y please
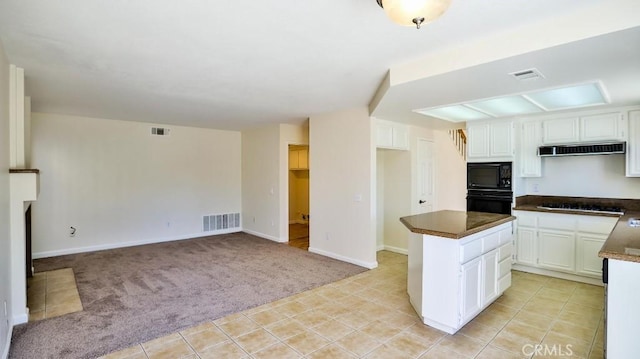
101,251 -> 604,358
27,267 -> 83,321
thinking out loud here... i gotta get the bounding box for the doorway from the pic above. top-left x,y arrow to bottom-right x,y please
288,145 -> 309,250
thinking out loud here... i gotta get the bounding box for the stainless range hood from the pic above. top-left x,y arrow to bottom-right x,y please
538,142 -> 626,157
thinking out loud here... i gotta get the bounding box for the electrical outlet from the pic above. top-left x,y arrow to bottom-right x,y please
532,183 -> 539,193
252,216 -> 256,223
3,301 -> 6,317
166,222 -> 170,228
271,220 -> 275,227
325,232 -> 330,241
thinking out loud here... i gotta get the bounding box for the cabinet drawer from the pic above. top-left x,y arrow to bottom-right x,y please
498,273 -> 511,293
483,232 -> 500,253
460,239 -> 483,264
577,217 -> 617,234
538,216 -> 576,231
499,228 -> 513,245
499,257 -> 511,278
517,215 -> 536,227
498,243 -> 512,261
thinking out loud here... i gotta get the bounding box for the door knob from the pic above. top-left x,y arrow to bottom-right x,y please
419,200 -> 426,204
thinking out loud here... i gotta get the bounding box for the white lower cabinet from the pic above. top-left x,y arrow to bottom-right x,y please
408,222 -> 513,334
516,226 -> 537,266
513,210 -> 618,280
537,229 -> 575,273
576,234 -> 607,277
460,257 -> 483,324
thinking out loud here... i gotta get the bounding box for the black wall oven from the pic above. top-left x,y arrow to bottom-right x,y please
467,162 -> 513,215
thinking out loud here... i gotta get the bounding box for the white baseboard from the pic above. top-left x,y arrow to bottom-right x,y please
33,229 -> 242,259
12,313 -> 27,325
376,244 -> 384,251
1,321 -> 13,359
243,229 -> 287,243
382,245 -> 408,255
512,264 -> 603,286
308,247 -> 378,269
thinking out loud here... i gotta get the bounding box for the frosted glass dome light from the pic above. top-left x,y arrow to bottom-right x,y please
376,0 -> 452,29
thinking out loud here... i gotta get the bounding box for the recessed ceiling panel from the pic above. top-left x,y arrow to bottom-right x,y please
524,83 -> 607,110
415,105 -> 491,122
467,96 -> 543,117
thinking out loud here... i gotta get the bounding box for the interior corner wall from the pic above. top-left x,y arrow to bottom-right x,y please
375,152 -> 384,250
309,108 -> 376,268
0,41 -> 12,358
30,113 -> 242,257
242,124 -> 282,242
380,149 -> 411,253
434,129 -> 467,211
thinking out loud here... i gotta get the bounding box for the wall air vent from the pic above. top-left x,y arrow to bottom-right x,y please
203,213 -> 240,232
151,127 -> 171,136
509,68 -> 545,81
538,142 -> 626,157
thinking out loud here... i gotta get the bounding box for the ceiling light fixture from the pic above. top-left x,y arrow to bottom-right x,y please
376,0 -> 451,29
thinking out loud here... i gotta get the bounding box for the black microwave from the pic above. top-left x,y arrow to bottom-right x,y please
467,162 -> 512,190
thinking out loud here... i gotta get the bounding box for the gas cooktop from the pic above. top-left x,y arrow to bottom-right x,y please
536,203 -> 625,215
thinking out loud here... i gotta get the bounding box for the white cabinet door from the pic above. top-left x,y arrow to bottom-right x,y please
576,234 -> 606,277
467,124 -> 490,159
481,249 -> 499,306
376,119 -> 409,150
376,122 -> 394,148
490,122 -> 513,157
393,124 -> 409,150
542,117 -> 579,144
580,112 -> 624,142
519,121 -> 542,177
627,110 -> 640,177
538,229 -> 575,272
516,227 -> 537,266
460,257 -> 482,324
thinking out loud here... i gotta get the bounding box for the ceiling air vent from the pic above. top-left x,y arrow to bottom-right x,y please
151,127 -> 171,136
538,142 -> 626,157
509,68 -> 545,81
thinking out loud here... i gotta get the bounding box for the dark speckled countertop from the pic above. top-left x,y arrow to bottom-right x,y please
400,210 -> 515,239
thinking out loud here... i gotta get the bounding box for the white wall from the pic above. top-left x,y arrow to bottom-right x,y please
375,125 -> 466,254
241,124 -> 281,241
309,108 -> 377,268
379,149 -> 411,253
433,130 -> 467,211
30,113 -> 241,257
0,40 -> 13,359
523,155 -> 640,198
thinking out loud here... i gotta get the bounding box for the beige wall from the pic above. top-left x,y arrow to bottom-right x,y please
31,113 -> 242,256
0,40 -> 12,358
378,149 -> 411,253
242,124 -> 281,241
433,129 -> 467,211
309,108 -> 377,268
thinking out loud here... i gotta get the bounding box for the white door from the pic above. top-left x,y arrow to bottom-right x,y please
481,249 -> 499,305
538,229 -> 576,272
417,139 -> 434,212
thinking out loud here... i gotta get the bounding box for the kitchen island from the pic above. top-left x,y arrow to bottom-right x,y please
400,210 -> 515,334
598,210 -> 640,358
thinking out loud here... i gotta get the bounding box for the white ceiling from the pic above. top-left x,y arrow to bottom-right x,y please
0,0 -> 637,130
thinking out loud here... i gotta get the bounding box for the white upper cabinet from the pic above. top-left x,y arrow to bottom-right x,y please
376,119 -> 409,150
467,120 -> 513,162
542,112 -> 625,144
542,117 -> 579,144
518,121 -> 542,177
581,112 -> 625,142
627,110 -> 640,177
